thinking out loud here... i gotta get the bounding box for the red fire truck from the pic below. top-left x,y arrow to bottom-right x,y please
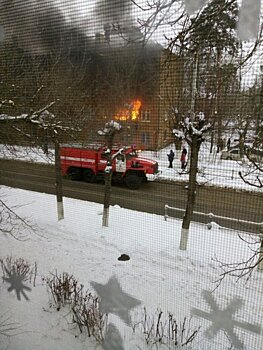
60,144 -> 159,189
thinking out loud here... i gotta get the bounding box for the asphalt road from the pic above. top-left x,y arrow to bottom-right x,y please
0,159 -> 262,234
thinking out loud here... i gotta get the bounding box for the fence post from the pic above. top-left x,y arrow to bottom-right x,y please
207,212 -> 215,229
257,228 -> 263,271
164,204 -> 168,221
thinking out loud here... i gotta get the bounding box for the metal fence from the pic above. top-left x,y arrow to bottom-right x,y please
164,204 -> 263,235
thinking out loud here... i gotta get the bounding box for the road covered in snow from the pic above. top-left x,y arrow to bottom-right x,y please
0,142 -> 262,192
0,158 -> 262,234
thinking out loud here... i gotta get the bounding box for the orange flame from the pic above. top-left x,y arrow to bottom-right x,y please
131,100 -> 141,121
114,100 -> 142,121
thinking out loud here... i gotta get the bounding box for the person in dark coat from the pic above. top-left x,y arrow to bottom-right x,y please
167,149 -> 175,168
227,138 -> 231,151
180,147 -> 187,170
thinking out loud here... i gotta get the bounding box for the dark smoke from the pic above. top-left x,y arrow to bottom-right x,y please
0,0 -> 163,101
0,0 -> 94,54
94,0 -> 134,29
0,25 -> 4,42
0,0 -> 142,55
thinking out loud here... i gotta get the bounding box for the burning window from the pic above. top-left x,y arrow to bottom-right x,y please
114,100 -> 141,121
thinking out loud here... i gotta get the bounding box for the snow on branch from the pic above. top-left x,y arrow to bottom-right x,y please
0,99 -> 15,108
1,102 -> 81,138
0,114 -> 28,121
173,129 -> 185,140
98,120 -> 122,136
173,112 -> 211,145
29,101 -> 56,121
112,148 -> 124,161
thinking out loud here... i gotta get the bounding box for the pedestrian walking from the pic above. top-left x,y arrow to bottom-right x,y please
227,138 -> 231,151
180,147 -> 187,170
167,149 -> 175,168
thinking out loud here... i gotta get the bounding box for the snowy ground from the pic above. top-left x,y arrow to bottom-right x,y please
0,142 -> 262,349
0,187 -> 262,350
141,143 -> 263,192
0,142 -> 262,192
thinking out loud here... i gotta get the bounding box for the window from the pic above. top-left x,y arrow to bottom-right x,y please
140,109 -> 151,122
116,154 -> 125,161
163,130 -> 167,141
126,151 -> 137,159
141,132 -> 150,144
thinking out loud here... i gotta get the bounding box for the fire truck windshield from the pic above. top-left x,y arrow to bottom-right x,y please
126,151 -> 137,159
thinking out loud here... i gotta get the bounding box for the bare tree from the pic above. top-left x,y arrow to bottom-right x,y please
214,232 -> 263,285
239,159 -> 263,189
0,197 -> 35,240
98,120 -> 122,227
135,0 -> 262,145
0,102 -> 81,220
29,108 -> 67,221
238,80 -> 263,188
215,120 -> 263,280
173,112 -> 211,250
132,0 -> 185,45
0,42 -> 98,221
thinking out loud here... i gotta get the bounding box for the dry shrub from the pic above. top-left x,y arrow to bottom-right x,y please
44,272 -> 199,348
132,307 -> 200,349
72,291 -> 107,343
0,256 -> 37,286
43,272 -> 82,310
44,271 -> 107,344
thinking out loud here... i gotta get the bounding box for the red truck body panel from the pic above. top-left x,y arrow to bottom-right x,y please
60,147 -> 98,175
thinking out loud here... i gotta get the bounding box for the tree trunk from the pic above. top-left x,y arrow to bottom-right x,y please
257,238 -> 263,271
239,133 -> 245,159
216,49 -> 223,153
180,138 -> 199,250
102,170 -> 112,227
176,57 -> 185,116
102,136 -> 114,227
210,130 -> 214,153
190,55 -> 198,113
54,139 -> 64,221
256,78 -> 263,136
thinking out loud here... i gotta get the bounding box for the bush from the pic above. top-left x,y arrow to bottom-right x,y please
132,307 -> 200,349
44,271 -> 107,344
1,256 -> 37,287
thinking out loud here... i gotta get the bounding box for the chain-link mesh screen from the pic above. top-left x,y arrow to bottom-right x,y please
0,1 -> 262,349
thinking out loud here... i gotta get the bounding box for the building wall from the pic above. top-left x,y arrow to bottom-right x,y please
115,50 -> 181,151
156,50 -> 180,149
1,51 -> 181,151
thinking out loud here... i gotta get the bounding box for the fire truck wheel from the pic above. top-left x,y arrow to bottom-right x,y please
82,169 -> 96,183
67,167 -> 81,181
125,174 -> 142,190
